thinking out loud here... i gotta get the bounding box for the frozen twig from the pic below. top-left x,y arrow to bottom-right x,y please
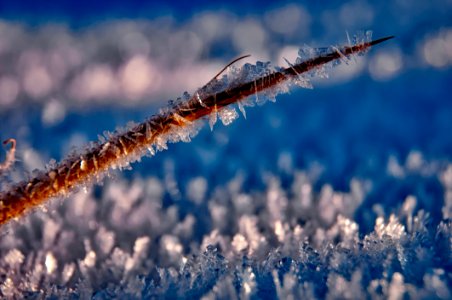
0,34 -> 394,225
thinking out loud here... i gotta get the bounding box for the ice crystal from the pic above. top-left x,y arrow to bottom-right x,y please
218,107 -> 239,126
1,152 -> 451,299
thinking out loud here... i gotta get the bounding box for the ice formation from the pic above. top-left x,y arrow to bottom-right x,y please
0,154 -> 451,298
0,139 -> 16,174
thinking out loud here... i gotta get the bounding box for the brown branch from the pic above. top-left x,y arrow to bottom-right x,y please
0,36 -> 394,226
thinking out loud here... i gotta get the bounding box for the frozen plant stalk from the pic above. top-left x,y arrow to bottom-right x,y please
0,33 -> 393,225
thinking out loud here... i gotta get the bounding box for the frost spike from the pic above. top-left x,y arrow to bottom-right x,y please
237,101 -> 247,119
0,139 -> 16,174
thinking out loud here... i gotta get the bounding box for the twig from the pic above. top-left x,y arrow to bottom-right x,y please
0,35 -> 394,225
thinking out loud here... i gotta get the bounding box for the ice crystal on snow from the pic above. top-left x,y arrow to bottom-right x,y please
0,153 -> 451,299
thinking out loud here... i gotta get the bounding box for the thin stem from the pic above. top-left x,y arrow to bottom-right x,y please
0,36 -> 394,225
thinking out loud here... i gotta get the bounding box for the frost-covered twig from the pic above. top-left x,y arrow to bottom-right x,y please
0,34 -> 393,225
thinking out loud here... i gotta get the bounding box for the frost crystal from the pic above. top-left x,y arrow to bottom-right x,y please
0,154 -> 451,298
375,215 -> 406,239
45,252 -> 58,274
218,106 -> 239,126
353,30 -> 373,56
237,97 -> 255,119
4,249 -> 24,267
208,109 -> 218,131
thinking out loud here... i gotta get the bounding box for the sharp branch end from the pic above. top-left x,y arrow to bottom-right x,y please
370,35 -> 395,47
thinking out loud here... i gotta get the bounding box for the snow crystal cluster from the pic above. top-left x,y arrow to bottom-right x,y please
0,152 -> 450,299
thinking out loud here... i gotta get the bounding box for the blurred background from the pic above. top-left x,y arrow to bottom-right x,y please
0,0 -> 452,298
